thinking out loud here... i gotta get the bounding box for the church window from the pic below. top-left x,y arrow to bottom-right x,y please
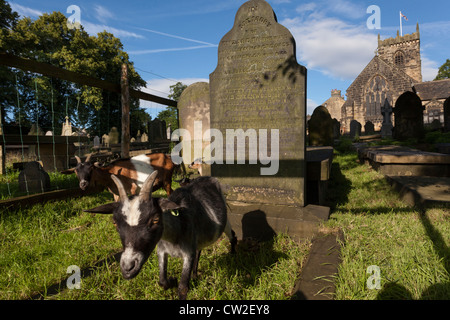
394,51 -> 405,66
365,75 -> 390,121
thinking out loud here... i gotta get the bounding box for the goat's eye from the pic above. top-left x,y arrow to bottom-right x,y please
153,217 -> 159,224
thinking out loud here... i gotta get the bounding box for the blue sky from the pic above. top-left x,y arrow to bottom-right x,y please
7,0 -> 450,117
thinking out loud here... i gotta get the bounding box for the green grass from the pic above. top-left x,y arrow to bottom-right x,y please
0,170 -> 79,200
0,178 -> 309,300
325,152 -> 450,300
1,150 -> 449,300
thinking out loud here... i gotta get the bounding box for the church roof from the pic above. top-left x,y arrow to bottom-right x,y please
413,79 -> 450,101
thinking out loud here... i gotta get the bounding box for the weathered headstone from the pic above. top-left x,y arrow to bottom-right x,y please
393,91 -> 425,141
381,98 -> 393,138
136,130 -> 142,142
93,136 -> 100,148
332,119 -> 341,139
108,127 -> 119,144
444,97 -> 450,132
209,0 -> 306,206
45,131 -> 53,136
149,119 -> 167,143
61,116 -> 72,136
141,132 -> 148,143
18,161 -> 51,193
308,106 -> 333,146
102,134 -> 110,147
177,82 -> 211,165
364,121 -> 375,135
350,120 -> 362,138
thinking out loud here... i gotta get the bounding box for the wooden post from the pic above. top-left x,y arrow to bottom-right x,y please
121,63 -> 130,158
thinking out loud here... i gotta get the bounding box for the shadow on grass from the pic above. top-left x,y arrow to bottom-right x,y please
376,209 -> 450,300
214,237 -> 289,289
325,161 -> 352,211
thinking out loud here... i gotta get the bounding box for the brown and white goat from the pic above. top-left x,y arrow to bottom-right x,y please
62,153 -> 174,201
85,171 -> 237,300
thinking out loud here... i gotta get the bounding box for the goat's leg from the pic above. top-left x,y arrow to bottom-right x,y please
178,252 -> 195,300
224,219 -> 238,254
192,250 -> 201,280
157,251 -> 177,290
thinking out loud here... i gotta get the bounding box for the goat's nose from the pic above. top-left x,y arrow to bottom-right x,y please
79,180 -> 88,189
123,260 -> 136,273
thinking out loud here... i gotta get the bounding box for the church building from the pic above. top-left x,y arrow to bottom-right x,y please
331,23 -> 450,133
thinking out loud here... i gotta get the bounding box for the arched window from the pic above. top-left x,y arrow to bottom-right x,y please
394,51 -> 405,66
365,75 -> 391,121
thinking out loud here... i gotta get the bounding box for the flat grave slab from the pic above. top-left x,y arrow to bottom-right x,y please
386,175 -> 450,208
357,145 -> 450,177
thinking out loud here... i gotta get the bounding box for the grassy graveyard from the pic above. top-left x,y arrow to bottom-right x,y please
0,147 -> 449,300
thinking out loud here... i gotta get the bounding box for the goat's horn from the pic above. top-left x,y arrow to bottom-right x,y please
85,154 -> 92,163
139,171 -> 159,201
75,156 -> 81,164
111,175 -> 129,203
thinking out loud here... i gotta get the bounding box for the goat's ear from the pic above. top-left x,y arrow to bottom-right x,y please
84,202 -> 119,214
60,168 -> 76,175
157,198 -> 184,212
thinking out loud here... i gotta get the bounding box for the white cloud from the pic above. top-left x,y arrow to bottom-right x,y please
82,21 -> 144,39
9,3 -> 42,18
284,16 -> 377,80
94,5 -> 114,24
129,45 -> 216,55
421,54 -> 439,81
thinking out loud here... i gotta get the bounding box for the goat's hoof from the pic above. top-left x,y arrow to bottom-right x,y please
159,277 -> 178,290
178,286 -> 189,300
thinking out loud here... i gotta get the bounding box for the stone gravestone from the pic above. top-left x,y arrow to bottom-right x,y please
364,121 -> 375,135
349,120 -> 362,138
393,91 -> 425,141
209,0 -> 307,207
332,119 -> 340,140
177,82 -> 210,165
61,116 -> 72,136
149,119 -> 167,143
381,98 -> 393,138
102,134 -> 110,147
18,161 -> 51,193
308,106 -> 333,146
93,136 -> 100,149
141,132 -> 148,143
108,127 -> 119,145
444,97 -> 450,132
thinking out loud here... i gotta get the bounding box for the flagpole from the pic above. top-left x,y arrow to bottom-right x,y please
400,11 -> 403,36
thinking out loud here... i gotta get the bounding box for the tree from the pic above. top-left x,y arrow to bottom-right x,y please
0,7 -> 148,138
434,59 -> 450,80
157,82 -> 187,131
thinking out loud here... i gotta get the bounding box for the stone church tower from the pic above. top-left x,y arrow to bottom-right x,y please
377,23 -> 422,83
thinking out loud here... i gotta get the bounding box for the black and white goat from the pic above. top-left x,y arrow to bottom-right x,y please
85,171 -> 237,300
